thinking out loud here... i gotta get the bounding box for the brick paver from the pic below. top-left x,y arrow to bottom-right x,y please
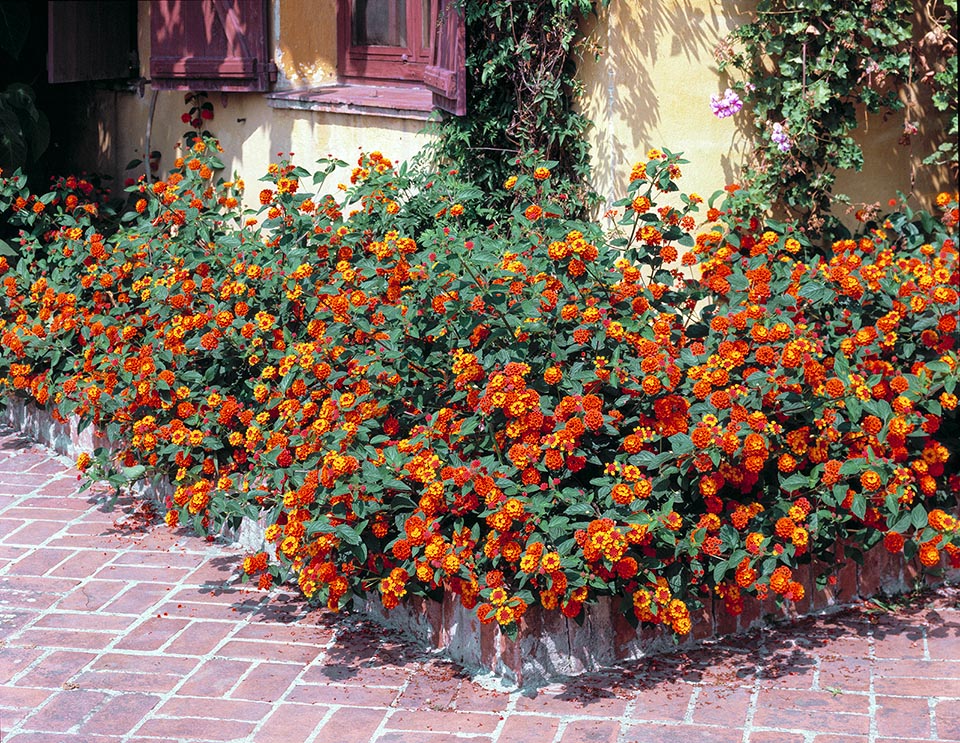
0,423 -> 958,742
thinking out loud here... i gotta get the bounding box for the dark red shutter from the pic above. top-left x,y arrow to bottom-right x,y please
423,0 -> 465,115
48,1 -> 135,83
150,0 -> 277,92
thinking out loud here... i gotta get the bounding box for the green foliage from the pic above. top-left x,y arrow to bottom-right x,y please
0,4 -> 48,173
428,0 -> 602,216
0,83 -> 50,172
2,142 -> 958,636
923,44 -> 958,168
720,1 -> 957,237
0,168 -> 114,259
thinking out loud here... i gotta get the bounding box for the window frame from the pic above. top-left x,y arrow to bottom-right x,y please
336,0 -> 434,86
269,0 -> 465,118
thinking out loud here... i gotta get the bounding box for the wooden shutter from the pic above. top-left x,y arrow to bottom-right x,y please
150,0 -> 277,92
48,1 -> 135,83
423,0 -> 465,115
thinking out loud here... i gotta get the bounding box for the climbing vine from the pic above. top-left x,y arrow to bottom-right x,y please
718,0 -> 957,238
428,0 -> 603,215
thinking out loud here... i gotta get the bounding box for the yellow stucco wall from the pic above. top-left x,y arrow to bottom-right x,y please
82,0 -> 432,206
577,1 -> 755,207
577,1 -> 950,213
275,0 -> 338,88
74,1 -> 948,214
93,88 -> 431,200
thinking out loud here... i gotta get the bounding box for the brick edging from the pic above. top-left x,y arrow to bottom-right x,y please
1,397 -> 266,552
4,395 -> 956,686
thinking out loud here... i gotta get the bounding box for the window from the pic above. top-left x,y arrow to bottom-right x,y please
335,0 -> 465,115
338,0 -> 433,85
423,0 -> 465,116
149,0 -> 276,92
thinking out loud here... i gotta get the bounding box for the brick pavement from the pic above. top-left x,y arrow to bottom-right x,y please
0,422 -> 958,743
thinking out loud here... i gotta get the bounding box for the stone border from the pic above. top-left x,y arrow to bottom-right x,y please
360,546 -> 955,686
4,396 -> 955,686
1,398 -> 265,552
3,395 -> 101,460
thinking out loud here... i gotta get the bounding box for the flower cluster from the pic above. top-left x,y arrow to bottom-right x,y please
710,88 -> 743,119
771,122 -> 791,153
1,143 -> 957,642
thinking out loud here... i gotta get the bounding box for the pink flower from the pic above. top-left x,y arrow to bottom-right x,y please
771,122 -> 792,152
710,89 -> 743,119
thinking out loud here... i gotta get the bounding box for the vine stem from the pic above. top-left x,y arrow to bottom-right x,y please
801,40 -> 807,98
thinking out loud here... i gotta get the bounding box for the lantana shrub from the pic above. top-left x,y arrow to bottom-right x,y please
1,143 -> 958,640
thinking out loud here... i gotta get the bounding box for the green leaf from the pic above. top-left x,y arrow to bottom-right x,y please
334,523 -> 362,545
719,524 -> 739,550
850,493 -> 867,520
839,459 -> 863,476
122,464 -> 147,480
780,473 -> 808,491
845,396 -> 861,422
564,503 -> 596,517
634,450 -> 674,468
0,104 -> 27,168
712,558 -> 730,583
910,506 -> 927,531
668,432 -> 694,456
889,512 -> 912,534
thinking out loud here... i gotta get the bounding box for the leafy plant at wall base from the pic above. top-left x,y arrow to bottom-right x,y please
0,168 -> 113,260
0,4 -> 49,174
719,1 -> 956,239
428,0 -> 604,217
918,8 -> 958,170
1,140 -> 957,642
0,83 -> 50,172
922,52 -> 957,167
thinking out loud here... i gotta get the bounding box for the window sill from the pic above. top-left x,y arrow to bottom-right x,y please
266,84 -> 436,121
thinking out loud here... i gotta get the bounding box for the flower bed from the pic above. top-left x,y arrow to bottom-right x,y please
1,144 -> 957,661
3,396 -> 948,686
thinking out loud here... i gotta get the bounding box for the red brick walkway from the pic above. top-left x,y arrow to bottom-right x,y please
0,423 -> 958,743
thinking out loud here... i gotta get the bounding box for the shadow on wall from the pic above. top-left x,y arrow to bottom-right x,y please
578,0 -> 756,204
274,0 -> 338,89
833,81 -> 955,211
206,101 -> 432,206
73,85 -> 432,208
